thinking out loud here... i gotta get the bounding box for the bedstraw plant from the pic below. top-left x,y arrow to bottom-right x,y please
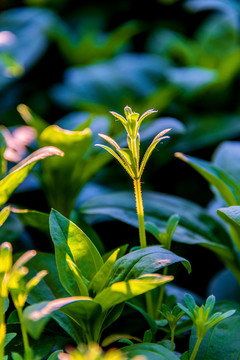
96,105 -> 171,249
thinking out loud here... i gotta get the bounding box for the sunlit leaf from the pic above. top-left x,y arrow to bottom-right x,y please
50,209 -> 103,295
0,146 -> 64,207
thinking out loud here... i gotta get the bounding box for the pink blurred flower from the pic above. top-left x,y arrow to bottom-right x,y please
2,126 -> 36,162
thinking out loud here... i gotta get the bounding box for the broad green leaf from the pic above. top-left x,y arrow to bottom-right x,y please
212,141 -> 240,185
0,146 -> 64,207
50,209 -> 103,296
107,245 -> 191,285
39,125 -> 92,216
23,297 -> 100,340
121,342 -> 180,359
0,206 -> 10,227
94,275 -> 173,313
175,152 -> 240,206
217,206 -> 240,252
217,206 -> 240,229
89,249 -> 120,295
190,301 -> 240,360
80,190 -> 232,253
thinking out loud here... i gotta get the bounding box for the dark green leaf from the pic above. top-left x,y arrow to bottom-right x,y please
50,209 -> 103,295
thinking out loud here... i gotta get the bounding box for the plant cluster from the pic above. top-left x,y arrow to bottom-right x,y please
1,0 -> 240,359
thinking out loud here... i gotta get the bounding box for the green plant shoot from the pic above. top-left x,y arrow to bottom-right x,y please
178,294 -> 236,360
0,242 -> 47,360
96,106 -> 171,249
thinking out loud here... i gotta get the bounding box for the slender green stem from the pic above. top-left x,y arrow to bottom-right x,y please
189,336 -> 203,360
0,297 -> 5,360
156,267 -> 168,318
17,306 -> 33,360
133,178 -> 147,249
133,178 -> 154,315
170,327 -> 175,352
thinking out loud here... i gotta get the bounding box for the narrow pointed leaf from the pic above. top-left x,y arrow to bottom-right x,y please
109,111 -> 127,124
94,275 -> 173,313
175,152 -> 240,206
96,144 -> 134,177
139,132 -> 170,178
0,146 -> 64,207
66,257 -> 89,296
89,249 -> 120,295
17,104 -> 48,135
0,206 -> 10,227
98,133 -> 120,150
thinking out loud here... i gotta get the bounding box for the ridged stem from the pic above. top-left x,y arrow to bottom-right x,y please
133,178 -> 147,249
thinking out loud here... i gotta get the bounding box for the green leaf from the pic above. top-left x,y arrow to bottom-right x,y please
121,343 -> 180,359
108,245 -> 191,285
23,297 -> 100,340
0,206 -> 10,227
217,206 -> 240,229
89,249 -> 119,295
127,302 -> 158,335
80,190 -> 233,262
47,351 -> 63,360
11,354 -> 23,360
139,129 -> 171,177
175,152 -> 240,206
10,207 -> 49,234
17,104 -> 48,135
94,275 -> 173,313
50,209 -> 103,296
190,301 -> 240,360
217,206 -> 240,252
95,144 -> 134,178
0,146 -> 64,207
24,252 -> 83,343
212,141 -> 240,185
4,333 -> 16,346
39,125 -> 92,216
66,257 -> 89,296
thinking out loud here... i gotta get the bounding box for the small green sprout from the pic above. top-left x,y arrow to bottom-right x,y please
146,214 -> 180,251
160,304 -> 184,352
0,242 -> 47,360
96,106 -> 171,249
178,294 -> 236,360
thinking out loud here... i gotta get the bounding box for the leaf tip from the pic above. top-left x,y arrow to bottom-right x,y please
174,152 -> 188,162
